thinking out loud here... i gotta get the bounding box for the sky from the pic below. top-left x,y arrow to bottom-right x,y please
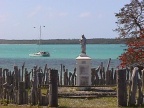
0,0 -> 131,40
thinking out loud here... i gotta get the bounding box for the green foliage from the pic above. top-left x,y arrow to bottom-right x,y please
115,0 -> 144,39
0,99 -> 9,106
115,0 -> 144,67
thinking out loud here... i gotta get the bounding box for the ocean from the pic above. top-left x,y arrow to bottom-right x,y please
0,44 -> 126,71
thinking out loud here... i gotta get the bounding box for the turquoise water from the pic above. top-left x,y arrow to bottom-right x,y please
0,44 -> 126,71
0,44 -> 125,59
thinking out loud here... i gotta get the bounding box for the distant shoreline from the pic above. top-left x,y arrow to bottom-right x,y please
0,38 -> 126,44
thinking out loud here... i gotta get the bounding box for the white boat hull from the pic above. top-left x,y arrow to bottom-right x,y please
29,51 -> 50,57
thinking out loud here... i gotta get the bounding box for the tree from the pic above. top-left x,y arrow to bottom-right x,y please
119,33 -> 144,67
115,0 -> 144,67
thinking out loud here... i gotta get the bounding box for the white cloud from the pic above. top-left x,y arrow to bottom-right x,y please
79,12 -> 91,18
27,6 -> 43,18
96,13 -> 104,18
46,11 -> 68,19
58,12 -> 68,17
0,14 -> 8,23
13,22 -> 21,27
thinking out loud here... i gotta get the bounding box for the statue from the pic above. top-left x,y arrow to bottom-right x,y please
80,34 -> 86,54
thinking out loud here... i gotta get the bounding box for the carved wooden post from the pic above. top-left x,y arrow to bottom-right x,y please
38,72 -> 43,86
113,70 -> 116,84
37,87 -> 42,105
100,62 -> 104,85
103,67 -> 105,85
91,68 -> 95,85
75,74 -> 76,85
21,62 -> 25,81
126,67 -> 130,81
106,70 -> 110,85
18,81 -> 28,105
14,66 -> 20,90
0,68 -> 3,94
25,70 -> 31,89
42,64 -> 47,85
106,58 -> 111,71
3,82 -> 8,102
137,79 -> 143,106
100,62 -> 103,77
2,69 -> 9,100
6,72 -> 10,84
60,64 -> 63,86
142,69 -> 144,93
30,67 -> 38,105
31,69 -> 34,78
68,72 -> 72,85
58,73 -> 60,86
41,95 -> 49,106
3,69 -> 7,84
129,67 -> 139,106
49,69 -> 58,107
117,69 -> 127,107
71,68 -> 76,86
110,68 -> 114,84
45,70 -> 49,85
95,69 -> 99,85
63,65 -> 65,85
64,69 -> 68,85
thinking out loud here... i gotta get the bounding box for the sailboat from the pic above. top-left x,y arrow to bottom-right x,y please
29,26 -> 50,57
29,51 -> 50,57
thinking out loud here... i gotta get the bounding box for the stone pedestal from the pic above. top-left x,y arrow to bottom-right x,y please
76,53 -> 91,87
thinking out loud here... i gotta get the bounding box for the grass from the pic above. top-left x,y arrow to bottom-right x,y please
59,97 -> 117,108
0,97 -> 117,108
0,87 -> 118,107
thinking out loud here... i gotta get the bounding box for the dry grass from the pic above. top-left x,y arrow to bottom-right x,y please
0,97 -> 117,108
0,87 -> 117,107
59,97 -> 117,108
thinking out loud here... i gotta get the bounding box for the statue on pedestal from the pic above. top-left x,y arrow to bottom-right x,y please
79,34 -> 86,54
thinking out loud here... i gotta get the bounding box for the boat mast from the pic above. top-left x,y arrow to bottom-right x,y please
39,25 -> 45,45
39,26 -> 41,45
